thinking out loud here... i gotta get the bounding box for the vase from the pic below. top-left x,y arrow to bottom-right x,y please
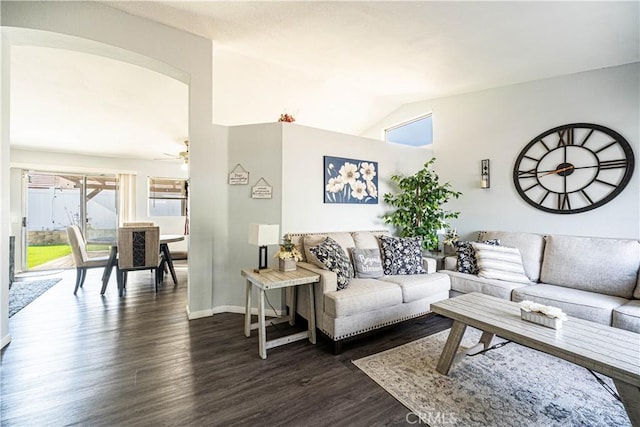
279,258 -> 297,272
443,243 -> 456,255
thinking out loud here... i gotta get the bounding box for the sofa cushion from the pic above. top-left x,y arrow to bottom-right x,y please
308,237 -> 354,290
479,231 -> 545,282
634,272 -> 640,299
441,270 -> 530,300
352,231 -> 382,250
303,232 -> 355,265
472,242 -> 531,284
379,235 -> 426,275
540,235 -> 640,299
324,279 -> 403,317
613,300 -> 640,333
379,272 -> 451,303
454,239 -> 500,274
350,248 -> 383,279
512,284 -> 629,325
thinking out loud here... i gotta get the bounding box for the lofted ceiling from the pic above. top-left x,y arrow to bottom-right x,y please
9,1 -> 639,160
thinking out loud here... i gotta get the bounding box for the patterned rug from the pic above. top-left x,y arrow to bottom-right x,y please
9,278 -> 62,317
353,328 -> 630,427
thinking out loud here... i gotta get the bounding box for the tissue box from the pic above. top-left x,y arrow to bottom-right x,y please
520,309 -> 563,329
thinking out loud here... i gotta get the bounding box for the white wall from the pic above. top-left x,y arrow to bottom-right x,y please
223,123 -> 283,311
0,33 -> 10,348
363,64 -> 640,240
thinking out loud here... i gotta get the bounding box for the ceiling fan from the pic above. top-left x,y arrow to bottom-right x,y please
161,140 -> 189,168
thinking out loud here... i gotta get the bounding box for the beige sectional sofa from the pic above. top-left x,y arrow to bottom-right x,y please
440,231 -> 640,333
287,230 -> 451,353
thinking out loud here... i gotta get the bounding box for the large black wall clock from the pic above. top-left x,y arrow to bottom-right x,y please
513,123 -> 634,214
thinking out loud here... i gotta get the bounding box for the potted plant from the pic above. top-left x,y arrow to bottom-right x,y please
382,158 -> 462,251
273,234 -> 303,271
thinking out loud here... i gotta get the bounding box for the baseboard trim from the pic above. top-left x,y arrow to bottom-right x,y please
185,305 -> 214,320
1,333 -> 12,350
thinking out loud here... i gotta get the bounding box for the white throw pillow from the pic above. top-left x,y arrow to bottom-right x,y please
471,242 -> 531,284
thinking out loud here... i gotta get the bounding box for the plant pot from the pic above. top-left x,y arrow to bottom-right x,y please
443,243 -> 456,255
279,258 -> 297,272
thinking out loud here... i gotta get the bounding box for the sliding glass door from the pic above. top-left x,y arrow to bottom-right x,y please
84,175 -> 118,243
23,171 -> 118,271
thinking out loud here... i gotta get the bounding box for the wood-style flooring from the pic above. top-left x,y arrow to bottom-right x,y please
1,265 -> 452,426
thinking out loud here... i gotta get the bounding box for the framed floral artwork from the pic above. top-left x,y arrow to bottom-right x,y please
324,156 -> 378,204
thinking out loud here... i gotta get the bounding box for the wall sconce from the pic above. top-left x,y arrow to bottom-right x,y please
481,159 -> 490,189
248,223 -> 280,273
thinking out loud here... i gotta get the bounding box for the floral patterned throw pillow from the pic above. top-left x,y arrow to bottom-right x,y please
379,236 -> 427,275
309,237 -> 354,290
455,239 -> 500,274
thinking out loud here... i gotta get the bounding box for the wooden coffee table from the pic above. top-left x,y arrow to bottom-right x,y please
430,292 -> 640,427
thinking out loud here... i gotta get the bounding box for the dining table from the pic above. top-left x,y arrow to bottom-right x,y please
88,234 -> 185,295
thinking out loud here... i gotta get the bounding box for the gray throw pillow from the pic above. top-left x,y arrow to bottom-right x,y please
379,235 -> 426,275
309,237 -> 354,290
350,248 -> 384,279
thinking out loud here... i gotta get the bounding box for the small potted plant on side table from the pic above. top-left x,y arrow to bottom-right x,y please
442,228 -> 459,255
274,234 -> 303,272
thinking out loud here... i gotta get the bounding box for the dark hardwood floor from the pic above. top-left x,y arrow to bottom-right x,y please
1,265 -> 452,426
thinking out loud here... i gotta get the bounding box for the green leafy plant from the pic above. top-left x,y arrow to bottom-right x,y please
273,234 -> 303,261
382,158 -> 462,250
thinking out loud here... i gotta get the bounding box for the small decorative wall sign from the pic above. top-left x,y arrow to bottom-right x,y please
324,155 -> 378,204
228,163 -> 249,185
251,177 -> 273,199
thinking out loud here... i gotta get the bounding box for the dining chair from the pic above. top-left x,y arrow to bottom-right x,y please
116,225 -> 162,296
66,225 -> 111,295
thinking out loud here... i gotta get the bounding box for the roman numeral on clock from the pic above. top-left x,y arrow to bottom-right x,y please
517,169 -> 537,179
558,193 -> 571,210
599,159 -> 627,170
557,128 -> 574,146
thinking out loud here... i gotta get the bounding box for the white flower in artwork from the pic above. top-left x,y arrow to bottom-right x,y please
339,162 -> 360,185
351,180 -> 367,200
366,180 -> 378,198
326,177 -> 345,193
360,162 -> 377,181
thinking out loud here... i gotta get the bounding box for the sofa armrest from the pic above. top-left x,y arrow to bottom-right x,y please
294,262 -> 339,333
297,261 -> 338,294
422,256 -> 437,273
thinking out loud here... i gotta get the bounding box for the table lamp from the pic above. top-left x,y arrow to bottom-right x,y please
248,223 -> 280,273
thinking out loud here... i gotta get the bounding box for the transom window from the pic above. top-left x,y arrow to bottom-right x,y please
385,113 -> 433,147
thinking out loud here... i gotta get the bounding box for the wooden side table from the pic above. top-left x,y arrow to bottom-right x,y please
241,268 -> 320,359
423,250 -> 448,270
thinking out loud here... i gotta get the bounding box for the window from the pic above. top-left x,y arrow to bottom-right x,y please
148,177 -> 188,217
384,113 -> 433,147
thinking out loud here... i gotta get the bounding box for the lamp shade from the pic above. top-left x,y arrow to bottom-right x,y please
248,223 -> 280,246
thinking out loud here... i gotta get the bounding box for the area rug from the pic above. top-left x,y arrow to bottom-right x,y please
353,328 -> 630,427
8,278 -> 62,317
